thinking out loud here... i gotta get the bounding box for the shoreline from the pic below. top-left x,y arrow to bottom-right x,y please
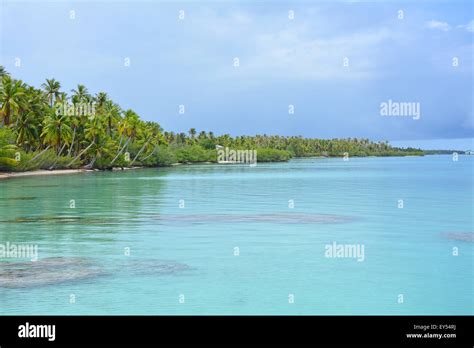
0,154 -> 453,181
0,169 -> 95,180
0,166 -> 148,180
0,163 -> 220,180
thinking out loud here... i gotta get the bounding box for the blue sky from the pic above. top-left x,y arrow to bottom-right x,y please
1,0 -> 473,149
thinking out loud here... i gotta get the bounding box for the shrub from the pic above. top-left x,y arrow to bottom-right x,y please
16,149 -> 80,171
0,145 -> 20,171
173,145 -> 216,163
141,146 -> 177,166
256,148 -> 291,162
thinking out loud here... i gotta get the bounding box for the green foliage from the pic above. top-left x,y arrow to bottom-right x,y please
16,149 -> 80,171
256,148 -> 292,162
95,156 -> 115,169
173,145 -> 216,163
0,127 -> 16,146
0,129 -> 20,170
0,144 -> 19,171
140,146 -> 177,166
198,138 -> 216,150
107,153 -> 130,169
0,67 -> 427,173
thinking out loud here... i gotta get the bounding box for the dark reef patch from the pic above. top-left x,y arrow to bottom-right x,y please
0,257 -> 103,288
153,213 -> 355,224
441,232 -> 474,243
117,259 -> 193,276
0,257 -> 193,288
7,196 -> 37,201
0,215 -> 122,225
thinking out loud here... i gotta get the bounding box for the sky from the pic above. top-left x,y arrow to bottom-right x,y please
1,0 -> 473,150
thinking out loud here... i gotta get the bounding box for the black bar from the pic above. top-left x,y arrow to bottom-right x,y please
0,316 -> 472,346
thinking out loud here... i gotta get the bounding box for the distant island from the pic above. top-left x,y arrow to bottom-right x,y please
0,66 -> 450,173
423,150 -> 468,155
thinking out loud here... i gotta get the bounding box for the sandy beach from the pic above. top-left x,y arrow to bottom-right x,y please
0,166 -> 148,180
0,169 -> 94,180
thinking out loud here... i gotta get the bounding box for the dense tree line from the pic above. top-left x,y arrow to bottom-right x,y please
0,66 -> 423,171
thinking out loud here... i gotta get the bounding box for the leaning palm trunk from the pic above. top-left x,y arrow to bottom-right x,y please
28,145 -> 51,163
58,142 -> 67,156
140,144 -> 158,162
110,137 -> 130,165
68,127 -> 76,157
85,156 -> 97,169
67,142 -> 95,167
48,142 -> 68,170
130,139 -> 151,166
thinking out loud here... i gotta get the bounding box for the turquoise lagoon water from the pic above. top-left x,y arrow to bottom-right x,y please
0,155 -> 472,315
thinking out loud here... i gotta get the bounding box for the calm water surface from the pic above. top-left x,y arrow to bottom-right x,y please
0,156 -> 472,314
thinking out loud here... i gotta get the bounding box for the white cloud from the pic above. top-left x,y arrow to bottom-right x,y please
426,20 -> 451,31
242,26 -> 395,80
457,20 -> 474,32
188,8 -> 469,82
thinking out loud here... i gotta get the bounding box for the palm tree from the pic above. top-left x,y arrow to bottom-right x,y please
84,112 -> 105,145
188,128 -> 196,143
0,66 -> 9,79
68,84 -> 91,155
41,79 -> 61,107
85,137 -> 112,168
104,100 -> 120,136
111,109 -> 139,165
41,110 -> 72,154
21,86 -> 48,142
57,92 -> 68,104
164,131 -> 175,144
117,109 -> 140,145
177,132 -> 186,144
0,76 -> 25,126
83,114 -> 107,167
71,84 -> 90,104
67,115 -> 80,157
131,124 -> 154,165
198,130 -> 207,141
16,111 -> 39,151
95,92 -> 108,109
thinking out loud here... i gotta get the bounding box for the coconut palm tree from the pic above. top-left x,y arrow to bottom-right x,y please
83,113 -> 108,167
0,76 -> 25,126
16,111 -> 39,151
84,112 -> 105,145
0,66 -> 9,79
104,100 -> 121,136
188,128 -> 197,142
71,84 -> 90,103
67,115 -> 80,157
131,124 -> 154,165
57,92 -> 68,104
95,92 -> 108,109
22,86 -> 48,136
41,79 -> 61,107
85,137 -> 113,168
41,110 -> 72,154
111,110 -> 139,165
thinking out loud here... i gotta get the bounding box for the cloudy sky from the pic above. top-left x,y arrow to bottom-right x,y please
1,0 -> 473,149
